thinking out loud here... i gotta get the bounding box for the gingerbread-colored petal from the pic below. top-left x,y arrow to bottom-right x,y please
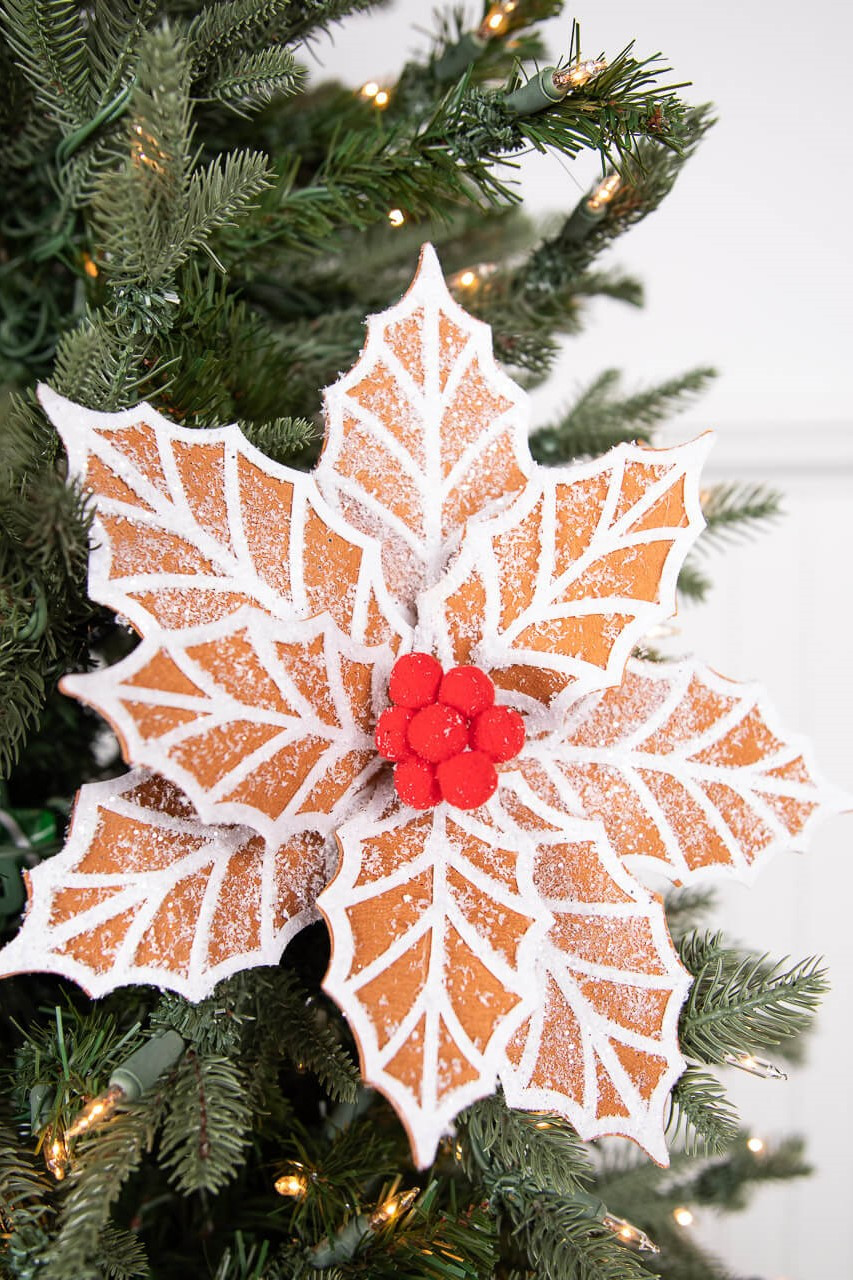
0,770 -> 328,1001
38,385 -> 406,647
318,785 -> 549,1168
421,436 -> 711,716
61,611 -> 388,845
497,806 -> 689,1166
559,657 -> 847,883
316,244 -> 532,610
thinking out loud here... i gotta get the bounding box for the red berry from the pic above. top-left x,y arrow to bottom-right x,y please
436,751 -> 498,811
407,703 -> 469,764
394,757 -> 441,810
438,665 -> 495,718
388,652 -> 443,709
472,706 -> 526,762
375,705 -> 414,761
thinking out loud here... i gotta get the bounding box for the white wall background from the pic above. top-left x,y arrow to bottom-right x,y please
310,5 -> 853,1276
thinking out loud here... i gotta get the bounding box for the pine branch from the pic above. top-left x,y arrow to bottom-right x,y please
89,26 -> 272,329
665,887 -> 717,940
201,46 -> 305,114
280,1116 -> 398,1243
90,26 -> 194,289
153,969 -> 360,1106
97,1222 -> 149,1280
530,366 -> 716,464
679,932 -> 828,1063
0,451 -> 96,779
472,269 -> 644,378
431,41 -> 689,181
530,104 -> 714,284
185,0 -> 294,78
697,482 -> 783,551
254,971 -> 360,1105
0,1118 -> 55,1270
667,1067 -> 740,1156
664,1134 -> 811,1214
159,1049 -> 252,1195
182,150 -> 273,268
42,1097 -> 165,1280
496,1183 -> 654,1280
573,267 -> 644,306
676,556 -> 712,603
238,416 -> 316,462
1,0 -> 92,130
461,1094 -> 592,1196
274,0 -> 387,45
360,1185 -> 497,1280
0,40 -> 55,172
646,1224 -> 733,1280
51,315 -> 148,411
86,0 -> 155,104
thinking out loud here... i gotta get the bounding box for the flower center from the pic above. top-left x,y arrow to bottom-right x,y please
375,652 -> 526,811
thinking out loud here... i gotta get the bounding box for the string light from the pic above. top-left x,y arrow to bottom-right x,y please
723,1051 -> 787,1080
360,81 -> 380,99
82,253 -> 99,279
373,89 -> 390,108
586,174 -> 622,212
602,1212 -> 659,1254
552,58 -> 608,91
747,1136 -> 766,1154
369,1187 -> 418,1228
275,1162 -> 310,1198
42,1127 -> 69,1181
65,1083 -> 125,1140
673,1206 -> 694,1227
449,263 -> 496,292
387,208 -> 406,228
477,0 -> 519,39
131,124 -> 166,173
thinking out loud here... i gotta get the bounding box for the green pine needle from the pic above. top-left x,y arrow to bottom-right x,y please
667,1066 -> 740,1156
44,1097 -> 165,1279
698,481 -> 783,551
201,46 -> 305,114
531,366 -> 716,463
159,1050 -> 253,1194
97,1222 -> 149,1280
679,932 -> 828,1063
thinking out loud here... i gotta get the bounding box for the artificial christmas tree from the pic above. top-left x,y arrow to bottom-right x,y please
0,3 -> 844,1277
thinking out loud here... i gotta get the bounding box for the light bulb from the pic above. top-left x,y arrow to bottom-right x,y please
275,1167 -> 309,1198
602,1212 -> 659,1254
65,1084 -> 125,1141
388,208 -> 405,227
673,1206 -> 694,1227
586,174 -> 621,212
553,59 -> 608,90
477,0 -> 519,39
42,1128 -> 69,1181
724,1051 -> 787,1080
369,1187 -> 418,1227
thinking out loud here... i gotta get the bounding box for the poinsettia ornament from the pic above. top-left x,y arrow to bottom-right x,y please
0,245 -> 843,1170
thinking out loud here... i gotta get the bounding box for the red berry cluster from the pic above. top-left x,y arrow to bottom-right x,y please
374,652 -> 526,811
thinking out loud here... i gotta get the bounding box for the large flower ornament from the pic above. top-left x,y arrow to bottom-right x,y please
0,246 -> 842,1169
